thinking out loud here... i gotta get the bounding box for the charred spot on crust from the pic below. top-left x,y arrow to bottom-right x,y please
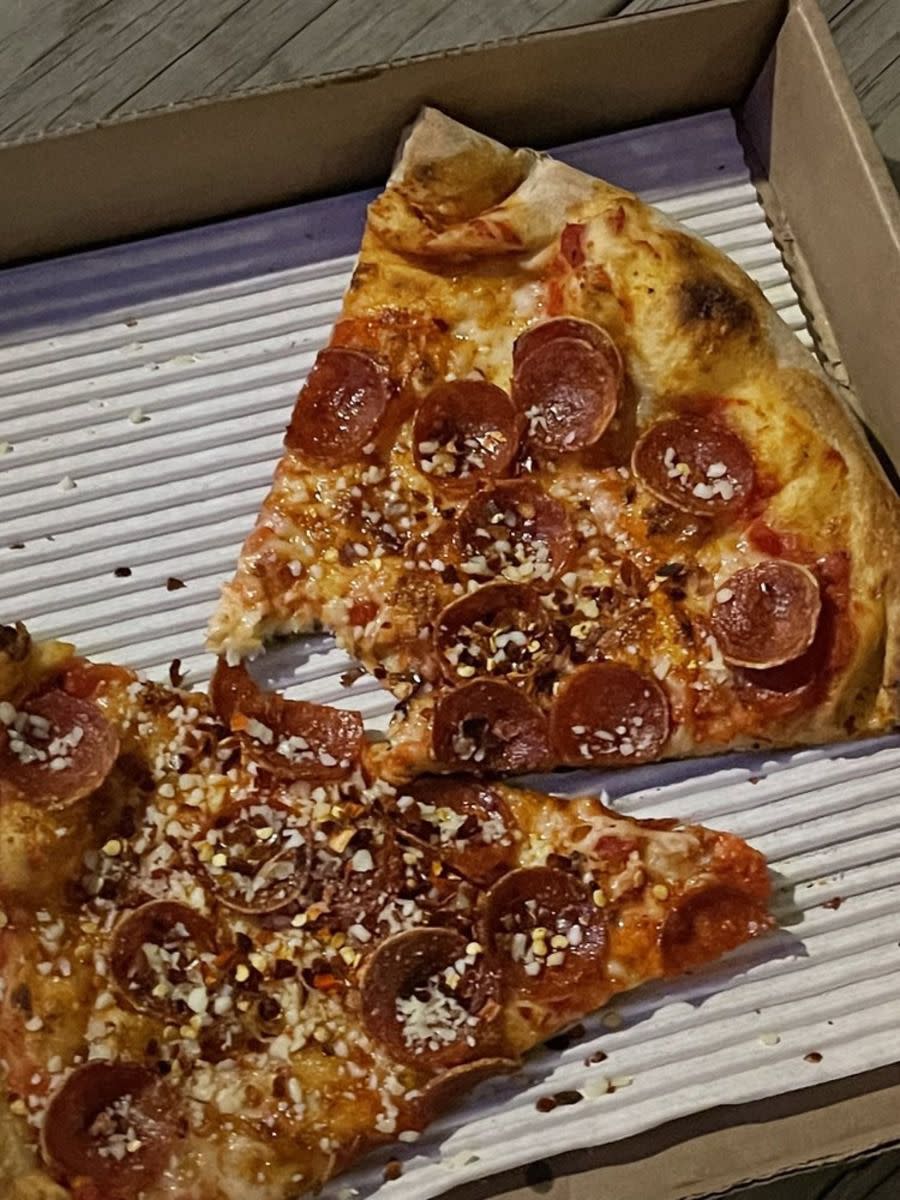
677,277 -> 756,338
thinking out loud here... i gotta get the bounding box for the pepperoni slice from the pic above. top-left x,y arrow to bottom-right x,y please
482,867 -> 607,1004
41,1062 -> 183,1194
513,317 -> 622,374
710,560 -> 821,668
318,828 -> 443,941
391,778 -> 517,885
109,901 -> 219,1022
0,689 -> 118,808
659,885 -> 773,975
513,337 -> 621,453
457,479 -> 573,586
359,928 -> 501,1068
550,663 -> 670,766
193,798 -> 309,914
285,346 -> 391,464
411,1058 -> 519,1126
210,660 -> 363,781
413,380 -> 522,494
433,680 -> 550,774
435,583 -> 554,683
632,415 -> 754,516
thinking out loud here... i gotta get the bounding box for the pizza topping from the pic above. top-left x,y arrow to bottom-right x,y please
710,561 -> 821,668
631,415 -> 754,516
360,927 -> 501,1067
285,346 -> 391,464
512,336 -> 621,453
435,582 -> 554,681
433,680 -> 550,773
211,660 -> 363,780
194,800 -> 309,914
483,867 -> 607,1002
550,663 -> 670,766
512,317 -> 622,374
413,380 -> 521,493
41,1062 -> 183,1193
659,885 -> 772,974
0,689 -> 118,807
391,778 -> 516,884
457,479 -> 573,585
109,901 -> 219,1021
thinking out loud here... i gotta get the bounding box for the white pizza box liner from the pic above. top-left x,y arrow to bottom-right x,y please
1,109 -> 898,1199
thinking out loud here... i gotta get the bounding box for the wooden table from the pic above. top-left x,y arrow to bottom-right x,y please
0,1 -> 897,1196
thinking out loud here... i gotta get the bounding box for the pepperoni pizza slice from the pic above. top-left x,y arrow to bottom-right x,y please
208,108 -> 899,782
0,625 -> 772,1199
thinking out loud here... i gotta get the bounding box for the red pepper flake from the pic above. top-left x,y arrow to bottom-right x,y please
821,897 -> 843,910
113,566 -> 132,578
168,658 -> 186,688
804,1051 -> 823,1063
585,1049 -> 608,1065
166,576 -> 186,591
8,543 -> 25,550
340,666 -> 366,688
552,1090 -> 583,1107
383,1160 -> 403,1182
535,1096 -> 558,1113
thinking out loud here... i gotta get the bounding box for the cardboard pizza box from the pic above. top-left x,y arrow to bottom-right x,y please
1,1 -> 899,1197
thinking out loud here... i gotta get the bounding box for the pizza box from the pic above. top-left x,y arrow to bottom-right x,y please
0,1 -> 899,1198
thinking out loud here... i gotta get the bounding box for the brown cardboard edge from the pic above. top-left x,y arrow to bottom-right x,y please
444,1064 -> 900,1200
739,0 -> 900,462
0,0 -> 785,264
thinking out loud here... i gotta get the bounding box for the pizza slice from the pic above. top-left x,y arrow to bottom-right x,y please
208,108 -> 899,782
0,625 -> 772,1199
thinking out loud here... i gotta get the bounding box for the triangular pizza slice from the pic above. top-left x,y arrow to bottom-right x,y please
208,108 -> 899,781
0,625 -> 771,1198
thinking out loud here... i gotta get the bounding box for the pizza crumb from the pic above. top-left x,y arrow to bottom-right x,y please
166,577 -> 187,591
59,475 -> 77,491
609,1075 -> 633,1090
128,406 -> 149,424
583,1075 -> 612,1097
758,1032 -> 781,1046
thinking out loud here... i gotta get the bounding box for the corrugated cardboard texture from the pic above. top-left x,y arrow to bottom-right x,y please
470,1064 -> 900,1200
741,0 -> 900,465
0,0 -> 784,263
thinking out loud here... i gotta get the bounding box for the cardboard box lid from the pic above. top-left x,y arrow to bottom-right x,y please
0,0 -> 786,265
